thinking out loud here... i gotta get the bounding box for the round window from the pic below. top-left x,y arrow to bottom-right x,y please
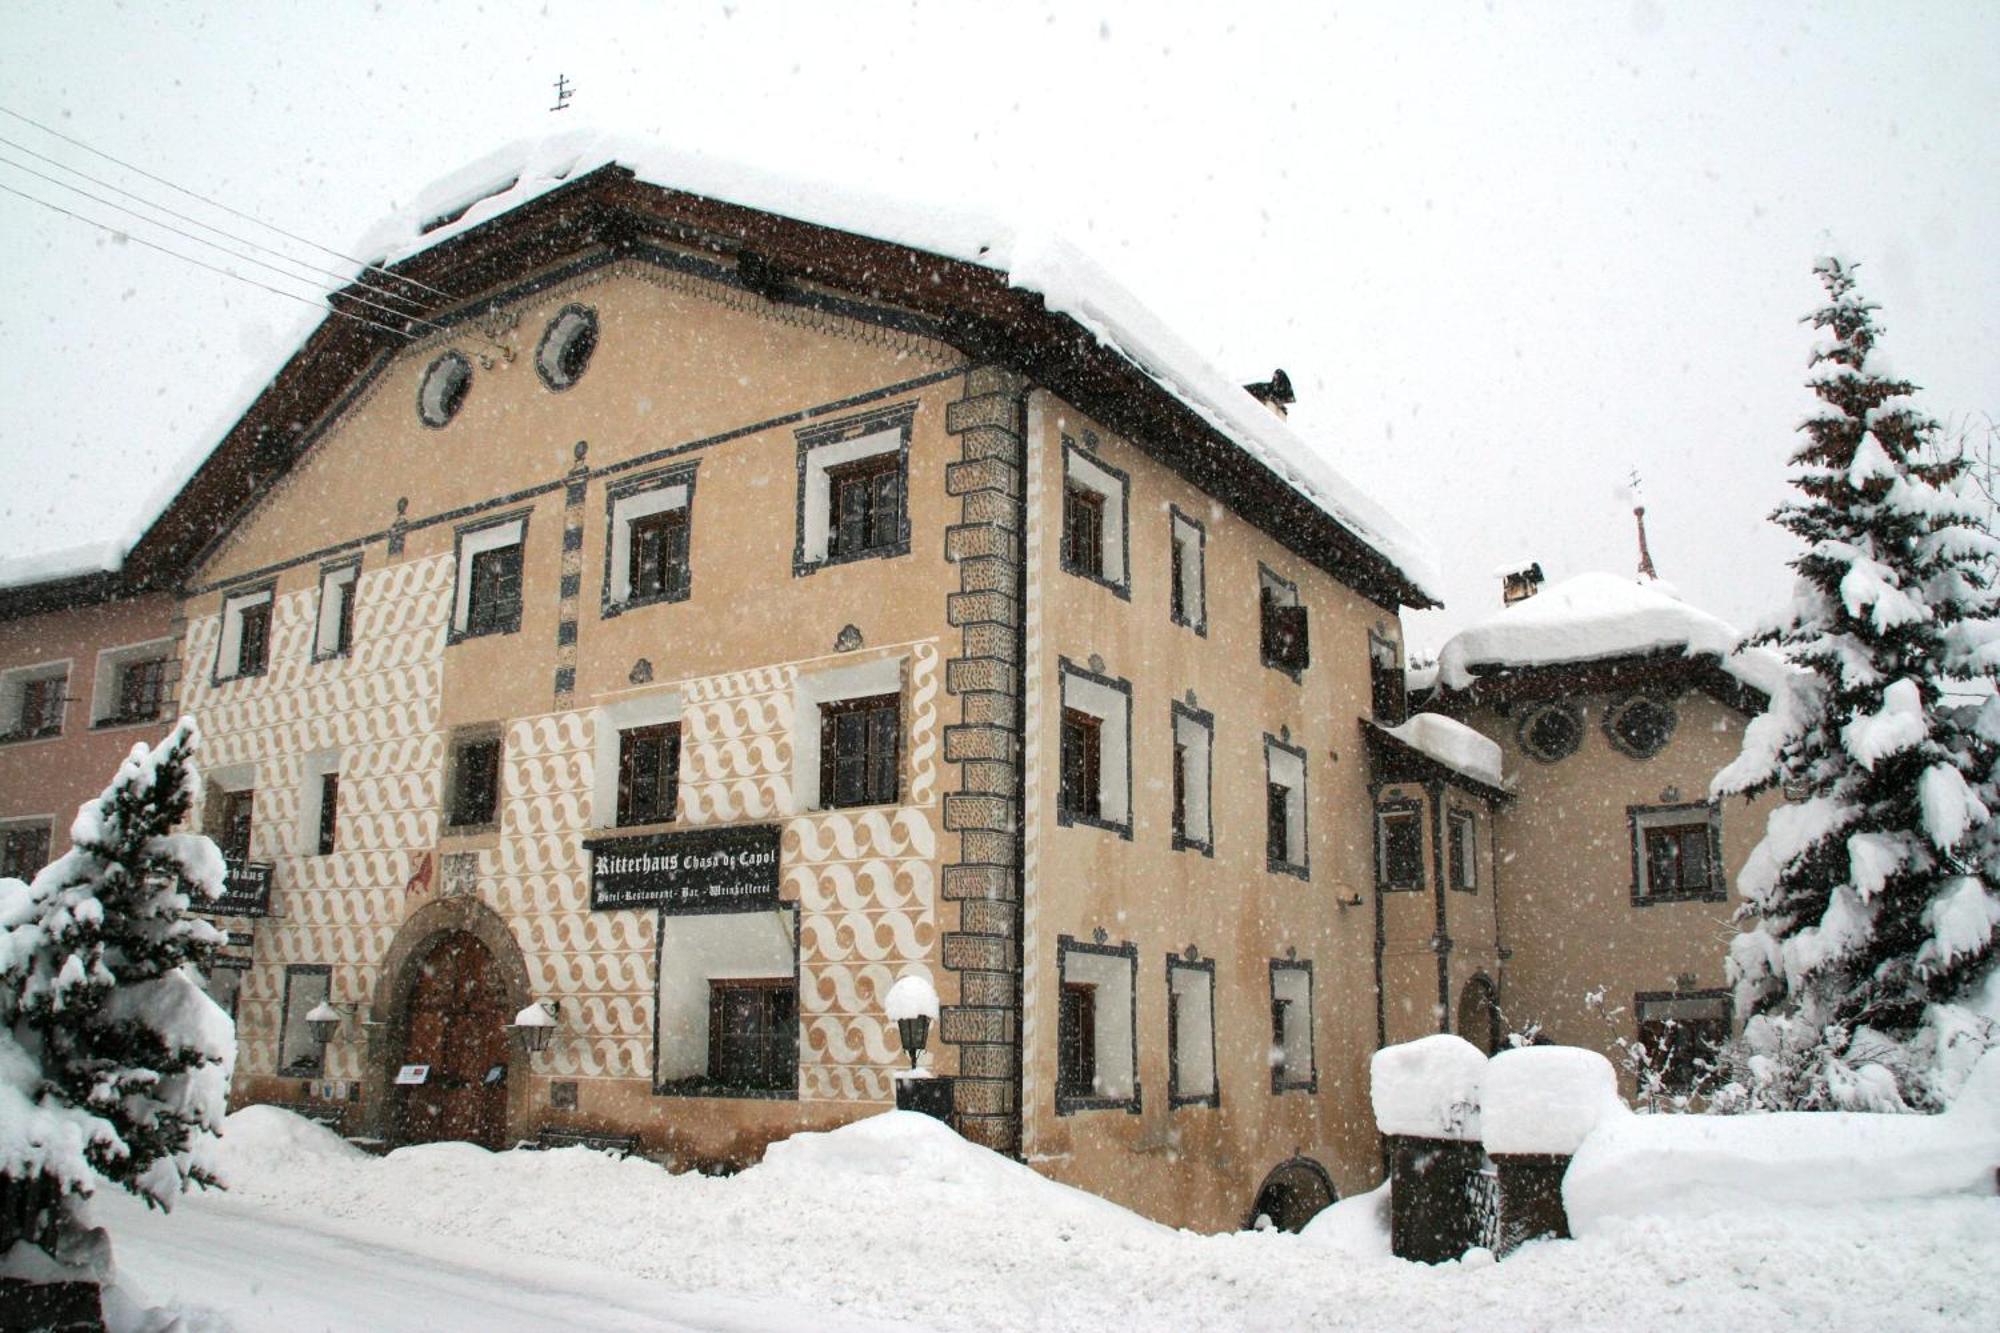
1605,696 -> 1677,759
417,351 -> 473,428
1518,703 -> 1583,763
535,304 -> 598,391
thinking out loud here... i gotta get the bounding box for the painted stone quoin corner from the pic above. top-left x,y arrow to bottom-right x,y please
0,138 -> 1777,1234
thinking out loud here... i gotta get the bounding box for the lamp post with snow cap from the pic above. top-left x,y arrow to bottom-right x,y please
883,974 -> 953,1124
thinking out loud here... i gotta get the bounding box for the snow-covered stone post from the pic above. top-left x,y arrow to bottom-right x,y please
1370,1035 -> 1487,1263
1480,1046 -> 1624,1251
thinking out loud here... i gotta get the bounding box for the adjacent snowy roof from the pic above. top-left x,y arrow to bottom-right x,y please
362,132 -> 1440,601
1372,713 -> 1506,791
1435,571 -> 1787,696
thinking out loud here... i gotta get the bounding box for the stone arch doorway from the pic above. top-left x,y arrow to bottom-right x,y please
1458,973 -> 1501,1055
1247,1157 -> 1337,1233
396,932 -> 512,1148
364,897 -> 534,1149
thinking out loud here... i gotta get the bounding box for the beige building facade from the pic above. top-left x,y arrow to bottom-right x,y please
0,157 -> 1773,1232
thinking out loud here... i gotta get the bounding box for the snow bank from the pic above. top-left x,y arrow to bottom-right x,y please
1297,1182 -> 1392,1258
1371,1034 -> 1485,1140
1436,571 -> 1788,695
355,129 -> 1439,602
1375,713 -> 1506,790
1480,1047 -> 1624,1156
215,1103 -> 364,1185
1565,1050 -> 2000,1232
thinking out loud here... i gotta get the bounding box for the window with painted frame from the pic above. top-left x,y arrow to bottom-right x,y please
314,558 -> 360,661
1264,734 -> 1308,877
1170,701 -> 1213,854
450,513 -> 528,642
1630,803 -> 1724,904
446,727 -> 504,830
1376,801 -> 1424,890
819,694 -> 899,810
214,585 -> 275,682
1168,506 -> 1206,633
1635,991 -> 1732,1093
1167,955 -> 1218,1109
2,664 -> 69,741
1056,935 -> 1139,1113
92,640 -> 173,727
604,466 -> 696,616
793,404 -> 914,574
1060,436 -> 1129,597
0,821 -> 51,881
617,722 -> 681,826
1058,660 -> 1132,838
1259,566 -> 1309,678
1447,808 -> 1477,893
1270,960 -> 1316,1092
707,978 -> 798,1092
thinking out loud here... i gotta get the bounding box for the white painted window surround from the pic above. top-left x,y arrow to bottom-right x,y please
315,563 -> 358,657
792,654 -> 904,813
452,518 -> 525,632
216,589 -> 272,681
1273,965 -> 1314,1085
1267,742 -> 1306,864
1173,709 -> 1212,847
1062,946 -> 1136,1100
296,750 -> 342,852
608,483 -> 691,605
91,638 -> 174,724
1062,669 -> 1130,826
1065,448 -> 1127,585
799,427 -> 900,566
1171,510 -> 1204,625
655,910 -> 795,1083
1169,963 -> 1216,1101
589,690 -> 683,826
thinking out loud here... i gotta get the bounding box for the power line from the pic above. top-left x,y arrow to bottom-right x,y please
0,130 -> 430,315
0,179 -> 414,342
0,151 -> 461,339
0,102 -> 459,304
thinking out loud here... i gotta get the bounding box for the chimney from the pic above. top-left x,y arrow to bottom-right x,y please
1244,368 -> 1295,419
1499,561 -> 1544,607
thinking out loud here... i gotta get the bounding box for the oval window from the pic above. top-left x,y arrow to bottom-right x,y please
1518,703 -> 1583,764
535,304 -> 599,391
1606,696 -> 1677,759
417,351 -> 473,428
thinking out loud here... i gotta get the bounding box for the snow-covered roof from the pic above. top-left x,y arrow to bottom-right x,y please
1372,713 -> 1506,791
0,538 -> 126,591
359,131 -> 1440,601
1435,571 -> 1787,697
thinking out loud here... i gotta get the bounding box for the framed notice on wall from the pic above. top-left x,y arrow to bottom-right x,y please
395,1064 -> 430,1086
584,824 -> 781,913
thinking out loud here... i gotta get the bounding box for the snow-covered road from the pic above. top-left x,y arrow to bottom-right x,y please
101,1189 -> 907,1333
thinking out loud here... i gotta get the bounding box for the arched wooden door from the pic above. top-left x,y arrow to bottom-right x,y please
395,932 -> 512,1149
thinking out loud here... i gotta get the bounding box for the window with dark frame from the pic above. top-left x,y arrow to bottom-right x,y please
1369,634 -> 1406,724
1172,739 -> 1189,844
236,602 -> 271,677
1378,807 -> 1423,888
707,979 -> 797,1091
1057,981 -> 1098,1100
1169,509 -> 1204,631
16,674 -> 66,739
825,452 -> 903,561
326,573 -> 357,657
1061,708 -> 1104,823
1644,823 -> 1714,898
617,722 -> 681,826
820,693 -> 899,809
1063,481 -> 1105,579
1,824 -> 50,880
1266,782 -> 1290,865
1260,577 -> 1309,675
1636,993 -> 1731,1093
1448,809 -> 1476,892
465,542 -> 524,636
316,772 -> 339,856
628,508 -> 690,603
215,789 -> 255,865
448,736 -> 502,828
114,657 -> 167,723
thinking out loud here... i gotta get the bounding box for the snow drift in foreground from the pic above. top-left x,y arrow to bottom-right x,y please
97,1103 -> 2000,1332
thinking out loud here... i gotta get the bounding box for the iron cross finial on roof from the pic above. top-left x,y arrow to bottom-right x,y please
550,74 -> 575,112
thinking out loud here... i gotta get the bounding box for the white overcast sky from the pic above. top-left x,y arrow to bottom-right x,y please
1,1 -> 1994,653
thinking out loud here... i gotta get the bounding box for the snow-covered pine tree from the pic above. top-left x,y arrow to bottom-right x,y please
0,717 -> 232,1269
1715,257 -> 2000,1111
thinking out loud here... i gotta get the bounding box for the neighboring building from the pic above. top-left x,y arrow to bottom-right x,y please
0,138 -> 1778,1232
1421,570 -> 1787,1093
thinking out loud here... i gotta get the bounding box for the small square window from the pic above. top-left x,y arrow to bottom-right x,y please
0,822 -> 51,880
1631,804 -> 1724,903
1259,567 -> 1309,677
447,731 -> 503,829
213,585 -> 275,683
92,640 -> 174,727
1168,957 -> 1217,1108
605,468 -> 696,614
1265,736 -> 1307,877
820,694 -> 899,809
10,670 -> 67,740
1170,702 -> 1213,854
1377,804 -> 1423,889
617,722 -> 681,826
707,979 -> 798,1092
1058,661 -> 1132,837
452,515 -> 527,641
794,407 -> 914,573
314,560 -> 359,661
1270,961 -> 1315,1093
1060,439 -> 1129,596
1635,992 -> 1731,1093
1447,809 -> 1477,893
1169,507 -> 1206,633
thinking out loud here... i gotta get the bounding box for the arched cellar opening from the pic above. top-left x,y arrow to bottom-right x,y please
1247,1157 -> 1337,1233
1457,973 -> 1501,1055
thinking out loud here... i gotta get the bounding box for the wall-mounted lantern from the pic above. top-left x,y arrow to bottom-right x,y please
509,999 -> 562,1054
306,1000 -> 356,1050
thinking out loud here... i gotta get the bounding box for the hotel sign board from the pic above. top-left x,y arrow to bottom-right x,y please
202,861 -> 274,918
585,825 -> 781,914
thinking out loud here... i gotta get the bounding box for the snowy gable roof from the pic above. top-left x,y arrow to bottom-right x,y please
358,132 -> 1440,604
1435,571 -> 1786,699
1372,713 -> 1507,792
